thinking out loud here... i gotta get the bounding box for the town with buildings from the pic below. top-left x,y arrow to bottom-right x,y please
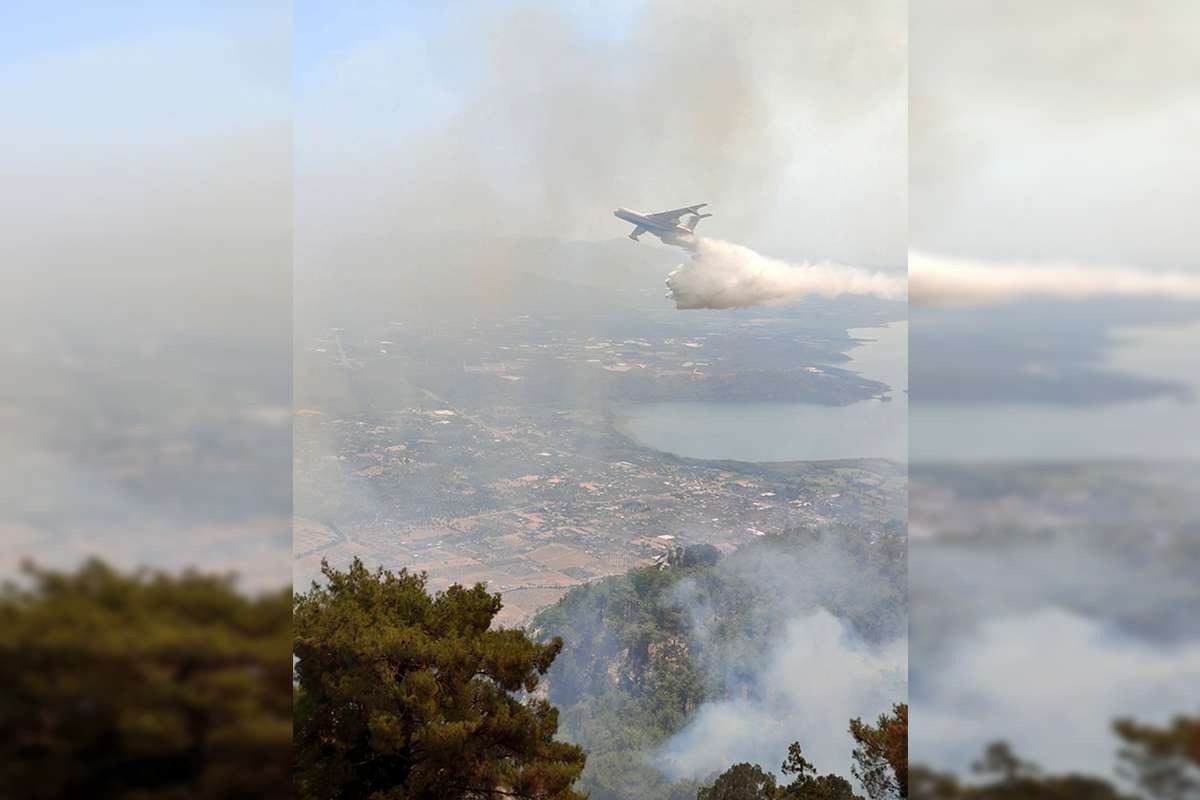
294,306 -> 905,625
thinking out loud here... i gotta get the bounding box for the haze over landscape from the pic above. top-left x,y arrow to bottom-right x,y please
908,0 -> 1200,785
5,3 -> 1198,799
1,3 -> 292,586
293,2 -> 908,795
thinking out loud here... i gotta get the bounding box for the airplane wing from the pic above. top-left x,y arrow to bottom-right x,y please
645,204 -> 707,224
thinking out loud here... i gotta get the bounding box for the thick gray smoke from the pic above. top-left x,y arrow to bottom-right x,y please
649,533 -> 906,783
665,237 -> 906,310
657,609 -> 905,781
909,463 -> 1200,780
911,2 -> 1200,268
914,607 -> 1200,778
298,1 -> 906,266
910,250 -> 1200,307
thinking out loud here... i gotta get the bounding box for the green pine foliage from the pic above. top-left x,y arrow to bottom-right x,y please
0,559 -> 291,800
779,743 -> 863,799
698,762 -> 780,800
849,704 -> 908,798
1114,714 -> 1200,800
696,742 -> 866,800
910,742 -> 1137,800
293,558 -> 586,800
908,714 -> 1200,800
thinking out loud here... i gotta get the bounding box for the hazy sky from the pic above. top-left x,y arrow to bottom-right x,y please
911,0 -> 1200,269
1,3 -> 293,584
0,1 -> 290,339
295,0 -> 907,267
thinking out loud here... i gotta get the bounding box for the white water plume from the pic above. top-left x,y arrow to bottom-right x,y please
665,237 -> 905,310
909,250 -> 1200,307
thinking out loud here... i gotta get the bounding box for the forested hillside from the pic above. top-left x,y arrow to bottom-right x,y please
530,525 -> 907,800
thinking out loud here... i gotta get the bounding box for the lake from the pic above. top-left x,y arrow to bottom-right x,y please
910,320 -> 1200,462
617,321 -> 908,463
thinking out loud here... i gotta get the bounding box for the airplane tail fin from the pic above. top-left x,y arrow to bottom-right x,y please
684,212 -> 714,232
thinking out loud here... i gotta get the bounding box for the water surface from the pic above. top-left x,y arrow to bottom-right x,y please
618,322 -> 907,462
910,320 -> 1200,462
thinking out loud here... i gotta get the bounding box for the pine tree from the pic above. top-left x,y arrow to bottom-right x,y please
697,763 -> 778,800
849,703 -> 908,798
293,557 -> 585,800
0,559 -> 291,799
1114,714 -> 1200,800
779,743 -> 862,800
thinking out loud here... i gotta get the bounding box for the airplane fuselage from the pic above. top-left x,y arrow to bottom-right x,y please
613,207 -> 695,245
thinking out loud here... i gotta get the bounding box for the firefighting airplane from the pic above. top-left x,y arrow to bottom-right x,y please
613,203 -> 712,246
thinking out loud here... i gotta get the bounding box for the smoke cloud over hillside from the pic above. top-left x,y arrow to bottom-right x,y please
665,237 -> 906,309
657,608 -> 905,781
910,251 -> 1200,307
650,532 -> 907,784
914,607 -> 1200,777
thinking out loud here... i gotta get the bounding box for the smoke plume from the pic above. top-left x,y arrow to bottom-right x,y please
298,1 -> 907,265
910,250 -> 1200,307
913,607 -> 1200,778
665,237 -> 906,310
657,608 -> 906,781
650,531 -> 907,783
